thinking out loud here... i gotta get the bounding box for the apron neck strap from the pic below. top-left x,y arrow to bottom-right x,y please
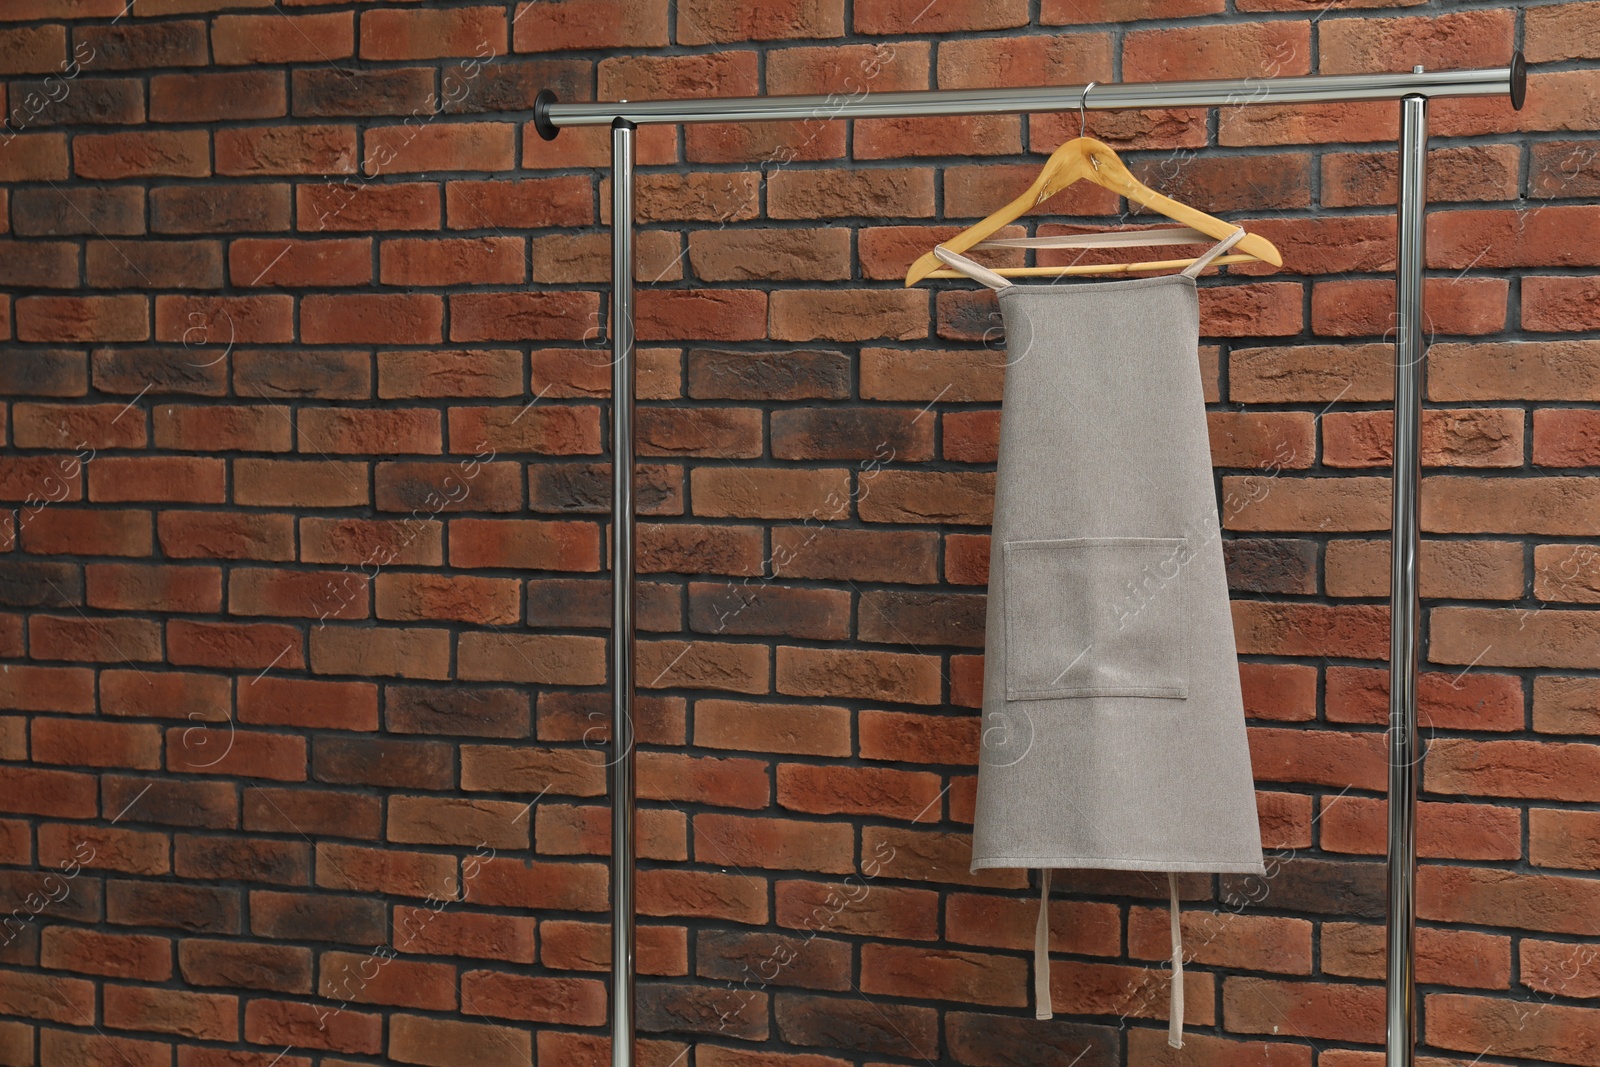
1179,225 -> 1248,278
933,245 -> 1014,291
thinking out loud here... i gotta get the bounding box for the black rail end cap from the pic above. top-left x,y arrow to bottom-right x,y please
534,88 -> 560,140
1510,50 -> 1526,111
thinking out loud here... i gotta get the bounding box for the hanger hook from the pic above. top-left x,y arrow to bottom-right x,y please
1079,81 -> 1099,169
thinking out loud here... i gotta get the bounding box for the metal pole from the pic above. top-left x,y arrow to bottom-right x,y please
1386,87 -> 1427,1067
533,61 -> 1522,136
609,117 -> 638,1067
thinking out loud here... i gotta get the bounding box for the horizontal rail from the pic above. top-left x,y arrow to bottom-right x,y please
534,56 -> 1524,138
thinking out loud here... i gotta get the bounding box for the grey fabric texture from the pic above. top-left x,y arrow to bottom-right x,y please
968,250 -> 1267,880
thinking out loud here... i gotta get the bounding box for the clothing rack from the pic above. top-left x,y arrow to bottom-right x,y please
533,56 -> 1528,1067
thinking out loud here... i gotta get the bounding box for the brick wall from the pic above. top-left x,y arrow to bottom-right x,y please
1,0 -> 1598,1064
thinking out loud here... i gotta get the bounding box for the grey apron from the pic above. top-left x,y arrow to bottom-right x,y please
938,227 -> 1266,1049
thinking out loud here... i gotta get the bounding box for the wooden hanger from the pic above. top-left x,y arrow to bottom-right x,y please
904,82 -> 1282,286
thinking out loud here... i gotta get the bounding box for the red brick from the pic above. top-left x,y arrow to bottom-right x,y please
243,786 -> 380,841
1521,937 -> 1600,998
377,350 -> 522,399
234,459 -> 368,508
376,460 -> 523,513
179,938 -> 312,994
1041,0 -> 1218,21
74,130 -> 210,179
0,765 -> 97,817
1432,605 -> 1600,670
299,516 -> 443,567
0,665 -> 94,713
213,11 -> 354,64
0,240 -> 77,290
446,177 -> 591,229
31,613 -> 162,663
460,968 -> 605,1024
243,997 -> 381,1054
1535,408 -> 1600,467
165,726 -> 307,782
1525,275 -> 1600,332
311,626 -> 451,680
152,185 -> 291,234
0,968 -> 95,1024
298,180 -> 441,233
388,795 -> 527,850
1232,601 -> 1389,659
1223,976 -> 1383,1043
767,41 -> 929,95
1125,21 -> 1310,81
856,115 -> 1022,159
1426,992 -> 1600,1064
855,0 -> 1027,33
597,50 -> 756,101
777,763 -> 941,820
238,677 -> 378,732
0,132 -> 68,181
393,908 -> 534,962
154,294 -> 294,344
89,456 -> 226,504
25,400 -> 132,471
104,984 -> 237,1042
15,295 -> 148,342
693,812 -> 852,873
360,7 -> 507,61
0,24 -> 65,74
302,293 -> 443,345
1421,864 -> 1600,935
364,122 -> 515,175
101,670 -> 230,722
512,0 -> 669,51
22,508 -> 150,557
376,573 -> 520,626
380,237 -> 524,286
160,510 -> 296,561
450,291 -> 599,342
300,408 -> 441,455
228,566 -> 367,622
447,518 -> 598,571
387,1014 -> 527,1067
1220,100 -> 1396,148
167,619 -> 305,671
320,949 -> 455,1010
153,404 -> 294,452
1247,726 -> 1387,791
216,125 -> 358,176
234,352 -> 372,401
150,70 -> 285,123
41,927 -> 171,981
86,563 -> 222,613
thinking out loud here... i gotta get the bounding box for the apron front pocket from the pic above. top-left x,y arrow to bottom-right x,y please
1001,536 -> 1191,701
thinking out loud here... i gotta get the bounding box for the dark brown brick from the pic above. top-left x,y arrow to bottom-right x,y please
74,21 -> 208,70
293,66 -> 436,117
13,186 -> 144,236
151,185 -> 292,234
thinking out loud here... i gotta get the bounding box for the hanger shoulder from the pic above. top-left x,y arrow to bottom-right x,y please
904,141 -> 1100,287
1090,152 -> 1284,267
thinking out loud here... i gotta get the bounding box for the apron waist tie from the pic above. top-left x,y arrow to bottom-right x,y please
1034,867 -> 1052,1019
1168,871 -> 1184,1049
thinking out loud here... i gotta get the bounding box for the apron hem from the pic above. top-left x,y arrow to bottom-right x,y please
972,856 -> 1266,875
